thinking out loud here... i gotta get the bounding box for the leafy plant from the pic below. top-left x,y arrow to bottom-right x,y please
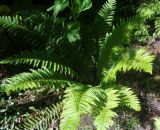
133,0 -> 160,43
0,0 -> 155,129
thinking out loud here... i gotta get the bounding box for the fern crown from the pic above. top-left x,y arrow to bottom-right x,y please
0,0 -> 155,129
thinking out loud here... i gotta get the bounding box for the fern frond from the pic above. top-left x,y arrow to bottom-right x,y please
118,86 -> 141,111
0,50 -> 76,76
105,88 -> 120,109
23,11 -> 54,27
98,16 -> 142,78
94,108 -> 117,130
93,88 -> 119,130
0,15 -> 25,30
1,68 -> 70,95
98,0 -> 116,27
21,102 -> 63,130
0,15 -> 45,45
60,84 -> 85,130
60,84 -> 106,130
103,49 -> 155,83
93,85 -> 140,129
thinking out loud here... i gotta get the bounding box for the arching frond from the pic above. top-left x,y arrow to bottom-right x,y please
103,49 -> 155,83
20,102 -> 63,130
94,108 -> 117,130
94,88 -> 119,130
0,15 -> 25,30
98,16 -> 142,78
0,50 -> 76,77
0,15 -> 45,45
98,0 -> 116,27
60,85 -> 86,130
93,85 -> 140,130
1,68 -> 70,95
60,84 -> 106,130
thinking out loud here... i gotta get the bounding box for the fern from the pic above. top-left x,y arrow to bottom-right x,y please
60,84 -> 141,130
0,15 -> 26,30
0,15 -> 45,45
60,84 -> 106,130
95,0 -> 116,41
117,86 -> 141,111
93,86 -> 140,130
1,68 -> 70,95
98,0 -> 116,27
0,50 -> 76,76
0,0 -> 155,129
102,48 -> 155,83
98,16 -> 143,78
94,108 -> 117,130
21,102 -> 63,130
137,0 -> 160,19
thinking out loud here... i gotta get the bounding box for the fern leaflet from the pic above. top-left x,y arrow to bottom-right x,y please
1,68 -> 70,95
21,102 -> 63,130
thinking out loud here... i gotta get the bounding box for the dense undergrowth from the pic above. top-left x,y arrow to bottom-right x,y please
0,0 -> 160,129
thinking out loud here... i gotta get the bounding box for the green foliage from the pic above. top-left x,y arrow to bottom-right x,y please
71,0 -> 92,17
137,0 -> 160,19
0,0 -> 155,129
47,0 -> 69,16
0,97 -> 20,130
0,15 -> 45,46
0,50 -> 76,76
98,0 -> 116,27
154,118 -> 160,130
60,84 -> 105,130
1,68 -> 70,95
134,0 -> 160,43
21,102 -> 63,130
134,24 -> 151,43
98,16 -> 145,77
93,88 -> 119,129
0,114 -> 19,129
60,84 -> 141,130
154,18 -> 160,38
117,87 -> 141,111
102,49 -> 154,83
47,0 -> 92,17
94,108 -> 117,130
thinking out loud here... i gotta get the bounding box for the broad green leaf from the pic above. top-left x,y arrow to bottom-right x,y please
71,0 -> 92,16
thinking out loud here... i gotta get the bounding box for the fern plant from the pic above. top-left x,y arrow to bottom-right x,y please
0,0 -> 155,129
